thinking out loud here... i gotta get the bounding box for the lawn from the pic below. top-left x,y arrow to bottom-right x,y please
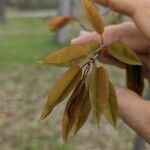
0,16 -> 149,150
0,18 -> 61,67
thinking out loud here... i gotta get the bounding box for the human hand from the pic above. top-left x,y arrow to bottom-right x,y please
115,86 -> 141,117
71,22 -> 150,79
115,86 -> 150,143
71,1 -> 150,140
94,0 -> 150,40
94,0 -> 150,79
71,0 -> 150,79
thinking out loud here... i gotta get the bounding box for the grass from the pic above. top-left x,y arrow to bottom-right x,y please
0,17 -> 77,150
0,16 -> 150,150
0,18 -> 61,67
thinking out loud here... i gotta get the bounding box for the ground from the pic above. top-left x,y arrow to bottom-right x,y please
0,15 -> 149,150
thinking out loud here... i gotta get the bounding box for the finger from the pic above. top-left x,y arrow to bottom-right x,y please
116,22 -> 150,53
133,9 -> 150,41
100,22 -> 150,53
71,36 -> 93,45
71,24 -> 121,45
79,30 -> 91,36
94,0 -> 137,16
94,0 -> 150,41
72,22 -> 150,53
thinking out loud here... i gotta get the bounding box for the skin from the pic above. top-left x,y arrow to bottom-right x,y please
71,0 -> 150,143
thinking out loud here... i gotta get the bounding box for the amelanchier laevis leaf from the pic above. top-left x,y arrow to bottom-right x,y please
89,65 -> 109,126
85,40 -> 101,53
81,0 -> 104,34
40,66 -> 82,121
48,16 -> 73,32
41,46 -> 86,66
41,41 -> 100,67
74,76 -> 91,135
126,65 -> 144,95
101,49 -> 125,68
103,82 -> 118,129
62,80 -> 86,142
107,42 -> 142,65
74,97 -> 91,135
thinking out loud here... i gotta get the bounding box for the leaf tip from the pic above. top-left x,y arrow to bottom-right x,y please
38,115 -> 45,122
37,118 -> 42,125
96,119 -> 100,128
112,122 -> 117,130
39,108 -> 51,121
73,128 -> 78,136
94,114 -> 101,128
62,135 -> 68,144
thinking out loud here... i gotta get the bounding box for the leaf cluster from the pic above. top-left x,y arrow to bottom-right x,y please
39,40 -> 142,142
39,0 -> 144,142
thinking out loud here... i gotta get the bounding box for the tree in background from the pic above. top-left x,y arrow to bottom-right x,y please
55,0 -> 74,43
5,0 -> 57,10
0,0 -> 5,23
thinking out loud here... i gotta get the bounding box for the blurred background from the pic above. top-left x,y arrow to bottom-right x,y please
0,0 -> 150,149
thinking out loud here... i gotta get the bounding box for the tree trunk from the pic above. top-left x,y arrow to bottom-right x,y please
0,0 -> 5,23
54,0 -> 73,43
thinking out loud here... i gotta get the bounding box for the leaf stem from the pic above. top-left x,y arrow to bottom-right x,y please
82,64 -> 90,78
81,45 -> 105,69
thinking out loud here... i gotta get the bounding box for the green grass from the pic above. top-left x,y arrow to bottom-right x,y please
0,18 -> 61,67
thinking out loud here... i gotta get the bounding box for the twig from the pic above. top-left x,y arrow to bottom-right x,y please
81,45 -> 106,70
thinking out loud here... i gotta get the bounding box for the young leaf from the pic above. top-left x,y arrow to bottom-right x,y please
41,41 -> 100,67
74,76 -> 91,135
40,66 -> 82,121
126,65 -> 144,95
103,82 -> 118,129
89,65 -> 109,126
48,16 -> 73,32
74,97 -> 90,135
62,80 -> 86,142
107,42 -> 142,65
81,0 -> 104,34
101,50 -> 125,68
41,45 -> 87,66
85,40 -> 101,53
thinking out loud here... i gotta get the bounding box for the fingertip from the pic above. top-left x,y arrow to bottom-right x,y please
79,30 -> 88,36
71,38 -> 75,43
71,38 -> 81,45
